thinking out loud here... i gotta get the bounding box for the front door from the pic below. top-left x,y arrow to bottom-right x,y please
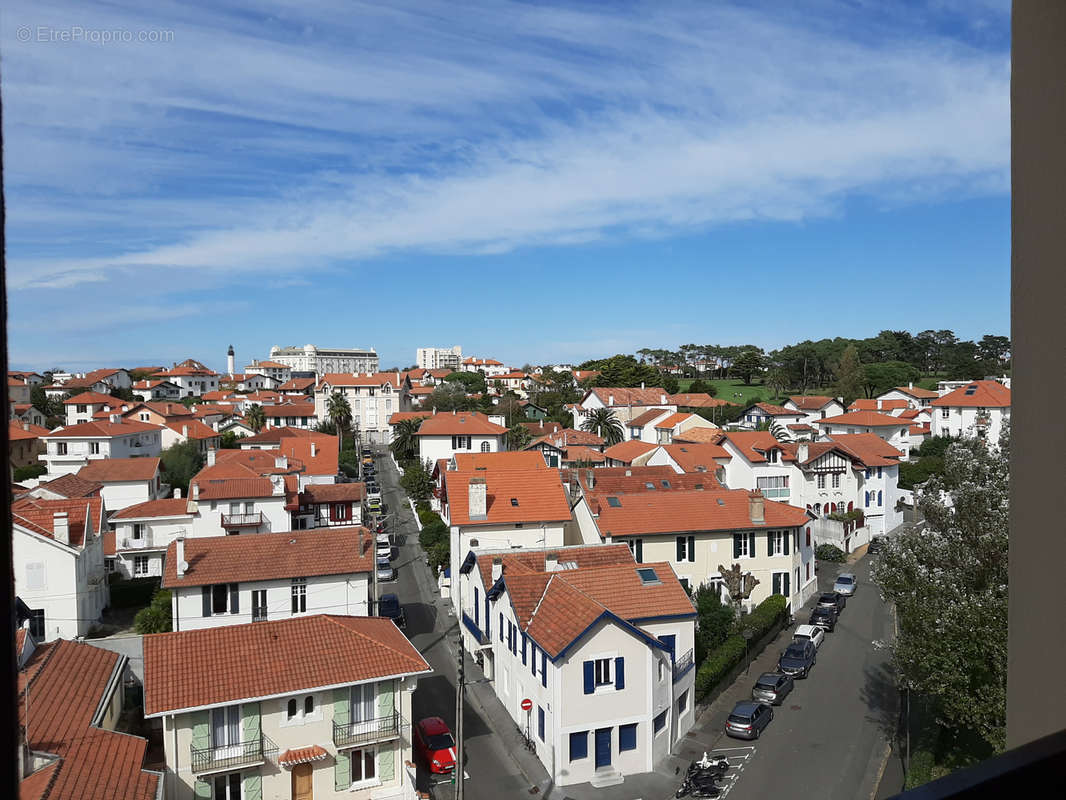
292,762 -> 313,800
594,727 -> 612,769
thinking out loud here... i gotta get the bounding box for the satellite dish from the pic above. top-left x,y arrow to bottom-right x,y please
179,561 -> 190,573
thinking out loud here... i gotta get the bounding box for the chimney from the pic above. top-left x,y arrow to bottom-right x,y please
748,491 -> 765,525
173,487 -> 182,499
52,513 -> 70,546
274,455 -> 288,470
585,469 -> 595,489
797,443 -> 808,463
909,382 -> 914,390
491,557 -> 503,583
192,483 -> 200,501
608,394 -> 614,406
271,475 -> 285,496
23,422 -> 30,431
310,442 -> 317,457
109,414 -> 121,424
182,424 -> 189,438
468,477 -> 487,519
207,448 -> 216,467
641,382 -> 645,390
661,394 -> 667,404
175,537 -> 187,577
545,553 -> 559,572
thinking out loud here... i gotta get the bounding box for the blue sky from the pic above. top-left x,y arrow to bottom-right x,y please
3,0 -> 1010,373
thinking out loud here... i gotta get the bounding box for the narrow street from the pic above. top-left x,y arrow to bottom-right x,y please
374,450 -> 540,800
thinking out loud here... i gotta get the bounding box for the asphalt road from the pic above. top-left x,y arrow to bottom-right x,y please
372,450 -> 534,800
700,555 -> 897,800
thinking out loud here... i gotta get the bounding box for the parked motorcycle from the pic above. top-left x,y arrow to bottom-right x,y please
688,753 -> 729,777
675,774 -> 722,799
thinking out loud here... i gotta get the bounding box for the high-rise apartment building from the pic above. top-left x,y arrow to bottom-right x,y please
268,344 -> 378,376
416,345 -> 462,371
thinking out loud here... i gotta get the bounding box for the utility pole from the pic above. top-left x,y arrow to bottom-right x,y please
454,628 -> 465,800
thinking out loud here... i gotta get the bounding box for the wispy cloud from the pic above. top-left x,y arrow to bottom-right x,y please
3,0 -> 1009,358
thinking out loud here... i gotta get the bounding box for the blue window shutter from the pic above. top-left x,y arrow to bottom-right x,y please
530,643 -> 537,675
614,657 -> 625,690
583,661 -> 594,694
538,706 -> 545,741
229,583 -> 239,614
878,490 -> 883,507
688,536 -> 695,562
474,588 -> 479,625
541,651 -> 547,687
619,723 -> 637,751
570,731 -> 588,761
499,613 -> 504,641
676,536 -> 685,561
865,491 -> 870,506
522,634 -> 527,665
767,531 -> 773,557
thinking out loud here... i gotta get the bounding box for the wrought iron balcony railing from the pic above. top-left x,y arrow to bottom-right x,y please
333,712 -> 401,748
191,734 -> 277,774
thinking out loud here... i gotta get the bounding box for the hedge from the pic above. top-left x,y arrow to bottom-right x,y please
694,594 -> 788,700
14,464 -> 47,482
815,544 -> 846,563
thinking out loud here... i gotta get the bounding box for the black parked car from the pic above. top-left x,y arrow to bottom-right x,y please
751,672 -> 794,705
809,605 -> 837,632
867,536 -> 885,555
378,593 -> 407,629
817,591 -> 846,615
777,640 -> 817,679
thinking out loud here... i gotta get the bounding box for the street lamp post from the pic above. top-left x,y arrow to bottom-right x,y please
454,627 -> 465,800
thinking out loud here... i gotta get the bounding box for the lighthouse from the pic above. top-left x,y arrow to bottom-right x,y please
227,344 -> 235,378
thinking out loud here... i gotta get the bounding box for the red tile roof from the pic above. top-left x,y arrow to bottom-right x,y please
446,467 -> 570,527
78,457 -> 161,483
35,473 -> 104,498
276,435 -> 339,476
588,387 -> 671,406
278,745 -> 329,767
826,433 -> 904,467
585,488 -> 809,537
18,638 -> 160,800
526,429 -> 605,448
279,377 -> 316,391
817,411 -> 912,428
215,448 -> 305,476
61,391 -> 117,406
561,446 -> 607,464
111,498 -> 194,520
415,411 -> 507,436
787,395 -> 837,410
462,358 -> 503,366
658,442 -> 731,472
162,527 -> 374,588
750,402 -> 804,417
893,385 -> 939,399
719,431 -> 790,463
848,398 -> 907,412
472,543 -> 636,593
143,615 -> 431,715
192,476 -> 277,501
670,426 -> 726,444
568,465 -> 720,494
317,372 -> 406,390
654,412 -> 697,429
519,421 -> 564,436
12,497 -> 104,548
668,393 -> 737,408
238,426 -> 319,444
165,420 -> 220,440
602,440 -> 657,464
300,482 -> 366,503
627,408 -> 671,428
388,411 -> 435,426
451,451 -> 548,472
931,380 -> 1011,408
45,420 -> 160,438
260,403 -> 317,417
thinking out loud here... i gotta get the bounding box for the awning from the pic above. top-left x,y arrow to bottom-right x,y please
278,745 -> 330,768
459,551 -> 476,574
486,576 -> 506,601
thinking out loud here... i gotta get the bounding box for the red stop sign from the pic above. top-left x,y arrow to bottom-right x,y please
521,698 -> 533,712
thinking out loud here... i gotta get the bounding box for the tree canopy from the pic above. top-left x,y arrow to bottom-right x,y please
444,370 -> 487,394
160,440 -> 205,497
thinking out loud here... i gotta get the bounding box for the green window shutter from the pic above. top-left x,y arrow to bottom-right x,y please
335,750 -> 351,791
243,772 -> 262,800
378,741 -> 396,782
333,688 -> 350,727
377,680 -> 395,718
242,702 -> 261,741
190,710 -> 210,751
193,779 -> 212,799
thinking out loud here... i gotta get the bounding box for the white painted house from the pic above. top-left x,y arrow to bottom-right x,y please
77,456 -> 164,511
783,395 -> 846,425
735,402 -> 807,431
63,391 -> 120,426
415,410 -> 508,464
12,496 -> 109,641
877,384 -> 940,410
815,410 -> 912,460
107,498 -> 196,580
931,380 -> 1011,442
458,545 -> 697,788
40,418 -> 163,476
572,387 -> 676,430
315,372 -> 413,445
144,615 -> 430,800
162,527 -> 375,631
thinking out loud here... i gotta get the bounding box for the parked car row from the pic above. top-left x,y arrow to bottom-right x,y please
725,576 -> 858,741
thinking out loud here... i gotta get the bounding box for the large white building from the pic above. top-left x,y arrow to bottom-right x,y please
931,380 -> 1011,442
39,418 -> 163,476
144,615 -> 431,800
416,346 -> 463,371
270,344 -> 379,376
315,372 -> 413,445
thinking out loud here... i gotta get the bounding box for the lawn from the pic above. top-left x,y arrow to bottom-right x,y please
676,378 -> 834,407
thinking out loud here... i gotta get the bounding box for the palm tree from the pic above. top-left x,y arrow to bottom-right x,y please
581,408 -> 624,446
769,421 -> 793,443
326,391 -> 352,450
245,404 -> 266,433
389,418 -> 422,462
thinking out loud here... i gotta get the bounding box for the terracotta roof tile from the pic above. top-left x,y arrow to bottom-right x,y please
931,380 -> 1011,408
451,451 -> 548,472
658,443 -> 731,472
588,387 -> 672,406
654,412 -> 697,430
35,473 -> 104,498
61,391 -> 116,405
18,639 -> 159,800
162,527 -> 374,588
519,421 -> 564,436
750,402 -> 804,417
78,457 -> 161,483
238,426 -> 318,444
388,411 -> 435,426
526,429 -> 605,449
561,446 -> 607,464
276,435 -> 339,476
300,483 -> 366,503
668,393 -> 737,408
673,427 -> 729,444
787,395 -> 837,410
848,398 -> 907,412
446,466 -> 570,527
601,440 -> 657,464
415,412 -> 507,436
893,385 -> 939,399
627,409 -> 671,428
192,476 -> 277,500
817,411 -> 911,427
720,431 -> 789,463
316,372 -> 406,390
143,615 -> 430,716
9,420 -> 52,441
12,497 -> 104,548
825,433 -> 904,467
111,498 -> 194,520
568,466 -> 720,494
278,745 -> 329,767
45,420 -> 160,438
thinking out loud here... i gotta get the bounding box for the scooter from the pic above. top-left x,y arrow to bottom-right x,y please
688,752 -> 729,778
675,773 -> 722,799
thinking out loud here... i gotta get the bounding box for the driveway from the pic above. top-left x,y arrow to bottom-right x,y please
677,553 -> 896,800
373,449 -> 549,800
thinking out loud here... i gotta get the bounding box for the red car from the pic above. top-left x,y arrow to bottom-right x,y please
414,716 -> 456,774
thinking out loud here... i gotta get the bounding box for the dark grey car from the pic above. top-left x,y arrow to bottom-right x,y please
725,701 -> 773,740
751,672 -> 794,705
817,591 -> 846,614
778,640 -> 817,678
809,606 -> 837,632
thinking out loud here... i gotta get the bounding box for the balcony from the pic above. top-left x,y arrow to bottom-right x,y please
220,512 -> 263,528
191,734 -> 277,775
673,648 -> 695,682
333,712 -> 402,749
461,611 -> 489,646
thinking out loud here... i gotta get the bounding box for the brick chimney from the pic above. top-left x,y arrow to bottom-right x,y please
491,557 -> 503,583
748,490 -> 765,525
52,512 -> 70,546
206,448 -> 216,467
468,477 -> 487,520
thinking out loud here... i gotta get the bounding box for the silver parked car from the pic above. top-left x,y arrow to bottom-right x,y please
751,672 -> 794,705
725,701 -> 773,740
833,573 -> 857,596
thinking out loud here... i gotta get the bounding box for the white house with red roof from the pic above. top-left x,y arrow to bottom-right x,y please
144,615 -> 429,800
13,496 -> 109,640
187,457 -> 296,539
40,417 -> 163,476
132,378 -> 183,402
573,487 -> 817,612
414,410 -> 508,463
63,390 -> 119,426
152,362 -> 221,397
572,387 -> 676,430
315,371 -> 413,445
108,498 -> 196,579
736,402 -> 807,431
77,456 -> 164,511
931,380 -> 1011,442
877,383 -> 940,409
261,401 -> 320,430
815,410 -> 912,459
160,419 -> 223,454
783,395 -> 846,425
458,544 -> 696,787
461,356 -> 510,377
245,359 -> 293,384
162,527 -> 375,631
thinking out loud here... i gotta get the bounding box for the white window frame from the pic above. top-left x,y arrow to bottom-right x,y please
593,656 -> 613,690
133,555 -> 150,577
771,530 -> 784,556
350,747 -> 379,788
816,474 -> 825,489
738,534 -> 750,558
832,473 -> 841,489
